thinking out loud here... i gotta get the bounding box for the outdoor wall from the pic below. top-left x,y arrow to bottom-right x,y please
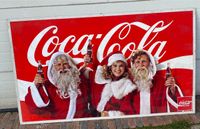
0,0 -> 199,109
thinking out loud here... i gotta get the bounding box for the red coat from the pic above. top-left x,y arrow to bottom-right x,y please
91,68 -> 136,116
22,74 -> 90,122
132,70 -> 190,115
131,73 -> 167,114
104,93 -> 134,115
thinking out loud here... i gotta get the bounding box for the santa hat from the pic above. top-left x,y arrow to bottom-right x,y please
95,51 -> 127,84
130,49 -> 157,77
47,51 -> 78,85
100,51 -> 127,66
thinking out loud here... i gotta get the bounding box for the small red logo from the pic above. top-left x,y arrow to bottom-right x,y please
177,96 -> 192,111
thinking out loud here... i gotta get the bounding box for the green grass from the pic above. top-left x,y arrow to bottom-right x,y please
134,121 -> 191,129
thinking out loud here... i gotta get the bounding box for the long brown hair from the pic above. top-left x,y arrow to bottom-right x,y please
102,61 -> 129,81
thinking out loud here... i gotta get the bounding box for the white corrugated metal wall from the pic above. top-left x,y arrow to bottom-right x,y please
0,0 -> 199,109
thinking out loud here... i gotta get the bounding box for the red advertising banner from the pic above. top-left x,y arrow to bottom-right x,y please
9,10 -> 195,124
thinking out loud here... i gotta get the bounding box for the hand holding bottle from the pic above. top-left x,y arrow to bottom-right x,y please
164,63 -> 176,95
84,39 -> 93,64
34,60 -> 45,87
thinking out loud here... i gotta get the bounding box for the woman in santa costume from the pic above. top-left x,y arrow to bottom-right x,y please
130,50 -> 184,115
95,51 -> 137,117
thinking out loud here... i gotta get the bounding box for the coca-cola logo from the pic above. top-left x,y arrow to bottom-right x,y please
177,96 -> 192,111
179,100 -> 192,106
27,20 -> 173,67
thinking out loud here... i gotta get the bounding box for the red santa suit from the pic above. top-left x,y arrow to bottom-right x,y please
96,77 -> 136,116
132,72 -> 183,114
23,52 -> 89,122
94,52 -> 137,117
130,50 -> 184,115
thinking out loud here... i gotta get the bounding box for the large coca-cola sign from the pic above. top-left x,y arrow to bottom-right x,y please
10,10 -> 195,124
27,20 -> 172,67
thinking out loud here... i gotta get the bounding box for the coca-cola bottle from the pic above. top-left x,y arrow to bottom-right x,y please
37,60 -> 44,85
166,63 -> 172,79
166,63 -> 177,96
86,39 -> 93,63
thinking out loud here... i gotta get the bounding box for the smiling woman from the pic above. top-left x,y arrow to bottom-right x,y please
111,61 -> 126,81
95,51 -> 137,117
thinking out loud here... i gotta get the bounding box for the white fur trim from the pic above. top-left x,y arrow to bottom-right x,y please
95,66 -> 111,84
108,111 -> 124,116
30,84 -> 50,108
108,53 -> 127,66
97,78 -> 136,112
111,78 -> 136,99
123,81 -> 137,95
135,80 -> 152,92
47,52 -> 65,85
146,51 -> 157,77
66,91 -> 78,119
166,84 -> 184,112
140,91 -> 151,114
97,84 -> 113,112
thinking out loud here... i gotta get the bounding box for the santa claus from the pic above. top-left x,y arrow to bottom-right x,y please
94,51 -> 137,117
24,52 -> 90,121
130,50 -> 184,115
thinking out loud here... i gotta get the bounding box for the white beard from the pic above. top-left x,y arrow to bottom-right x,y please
51,67 -> 81,99
135,79 -> 152,92
131,66 -> 153,92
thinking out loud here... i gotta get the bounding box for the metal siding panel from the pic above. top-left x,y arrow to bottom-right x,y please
0,0 -> 139,9
0,98 -> 17,109
0,20 -> 7,31
196,59 -> 200,94
0,72 -> 17,108
0,52 -> 13,72
0,1 -> 198,20
0,32 -> 9,42
196,39 -> 200,59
